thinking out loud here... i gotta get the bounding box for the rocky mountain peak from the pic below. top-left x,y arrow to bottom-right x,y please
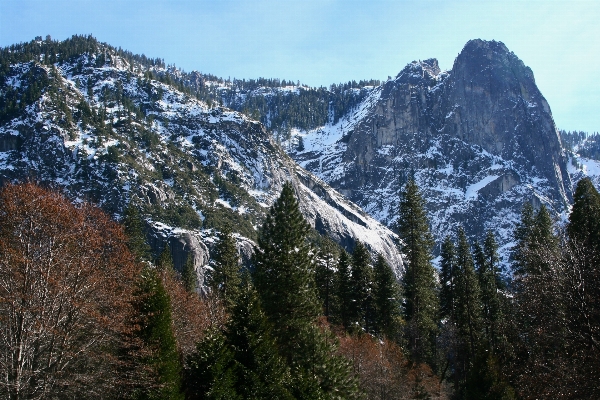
291,39 -> 573,264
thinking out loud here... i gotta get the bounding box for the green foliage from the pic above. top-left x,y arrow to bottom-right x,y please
568,177 -> 600,252
252,183 -> 319,352
314,238 -> 338,320
182,253 -> 197,293
440,235 -> 457,321
146,202 -> 202,230
252,182 -> 360,399
336,250 -> 353,330
123,202 -> 152,262
156,244 -> 174,271
397,179 -> 439,363
185,329 -> 239,400
135,267 -> 184,400
0,63 -> 51,123
186,276 -> 293,400
373,254 -> 402,338
224,275 -> 294,399
476,232 -> 503,351
454,227 -> 483,362
208,227 -> 241,308
349,241 -> 375,333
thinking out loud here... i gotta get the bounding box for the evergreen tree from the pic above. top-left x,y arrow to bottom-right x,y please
315,238 -> 338,320
512,203 -> 558,276
439,235 -> 457,321
224,273 -> 293,399
476,231 -> 503,351
336,250 -> 353,330
397,179 -> 439,363
372,253 -> 402,338
568,177 -> 600,253
252,182 -> 319,348
454,227 -> 483,362
185,329 -> 239,400
209,227 -> 241,308
156,243 -> 174,271
123,201 -> 151,261
350,241 -> 375,333
252,182 -> 360,399
135,267 -> 184,400
182,253 -> 197,293
512,203 -> 535,275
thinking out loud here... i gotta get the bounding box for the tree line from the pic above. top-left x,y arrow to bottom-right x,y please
1,177 -> 599,399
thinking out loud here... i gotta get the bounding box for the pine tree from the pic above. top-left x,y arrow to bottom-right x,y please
373,253 -> 402,338
222,273 -> 294,399
252,182 -> 319,347
512,203 -> 535,275
182,253 -> 197,293
185,329 -> 239,400
440,235 -> 457,321
136,267 -> 184,400
252,182 -> 360,399
156,243 -> 174,271
350,241 -> 375,333
209,227 -> 241,308
336,250 -> 353,330
397,179 -> 439,364
315,238 -> 338,320
123,201 -> 151,262
568,177 -> 600,253
476,231 -> 503,351
454,227 -> 483,362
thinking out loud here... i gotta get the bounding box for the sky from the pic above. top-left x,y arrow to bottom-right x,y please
1,0 -> 599,132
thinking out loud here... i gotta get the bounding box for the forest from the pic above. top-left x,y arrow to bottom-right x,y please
0,177 -> 598,399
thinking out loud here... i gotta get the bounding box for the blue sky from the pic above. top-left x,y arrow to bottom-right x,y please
1,0 -> 599,132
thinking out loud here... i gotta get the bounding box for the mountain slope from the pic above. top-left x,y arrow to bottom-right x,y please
0,36 -> 404,287
288,40 -> 572,262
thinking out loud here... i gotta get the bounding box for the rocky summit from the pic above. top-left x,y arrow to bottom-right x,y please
291,39 -> 573,261
0,35 -> 596,277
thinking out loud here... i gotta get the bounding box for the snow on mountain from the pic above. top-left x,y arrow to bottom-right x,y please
0,37 -> 404,289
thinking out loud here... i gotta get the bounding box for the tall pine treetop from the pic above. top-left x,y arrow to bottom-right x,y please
252,181 -> 319,338
397,178 -> 434,266
397,179 -> 438,364
568,177 -> 600,251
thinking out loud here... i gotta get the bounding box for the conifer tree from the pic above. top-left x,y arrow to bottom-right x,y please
315,238 -> 338,320
440,235 -> 457,321
224,273 -> 294,399
336,250 -> 353,330
252,182 -> 360,399
476,231 -> 503,351
252,182 -> 319,347
373,253 -> 402,338
123,201 -> 151,262
397,179 -> 439,363
185,329 -> 238,400
136,267 -> 184,400
182,253 -> 197,293
454,227 -> 483,361
156,243 -> 174,271
209,227 -> 241,308
568,177 -> 600,253
350,241 -> 375,333
512,203 -> 535,275
188,272 -> 293,400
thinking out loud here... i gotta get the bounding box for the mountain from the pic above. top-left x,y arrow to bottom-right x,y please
0,35 -> 404,289
283,40 -> 573,263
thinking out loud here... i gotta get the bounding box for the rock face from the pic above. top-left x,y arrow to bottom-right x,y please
0,37 -> 405,287
292,40 -> 572,259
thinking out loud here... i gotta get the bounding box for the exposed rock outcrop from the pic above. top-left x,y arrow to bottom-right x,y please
293,40 -> 572,260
